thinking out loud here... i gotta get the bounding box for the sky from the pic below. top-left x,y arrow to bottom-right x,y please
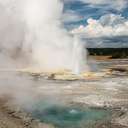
63,0 -> 128,48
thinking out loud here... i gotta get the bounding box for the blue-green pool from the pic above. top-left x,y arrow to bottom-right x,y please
30,102 -> 111,128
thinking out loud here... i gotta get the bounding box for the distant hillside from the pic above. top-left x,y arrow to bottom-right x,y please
87,48 -> 128,58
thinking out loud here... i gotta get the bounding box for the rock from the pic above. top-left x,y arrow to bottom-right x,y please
113,112 -> 128,127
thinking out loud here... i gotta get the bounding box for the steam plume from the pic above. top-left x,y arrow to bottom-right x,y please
0,0 -> 87,73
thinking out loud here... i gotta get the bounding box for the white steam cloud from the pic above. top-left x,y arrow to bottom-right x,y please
0,0 -> 87,74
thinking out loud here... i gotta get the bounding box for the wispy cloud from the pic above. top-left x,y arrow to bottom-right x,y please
62,10 -> 83,23
71,14 -> 128,37
73,0 -> 128,11
71,14 -> 128,47
63,0 -> 128,29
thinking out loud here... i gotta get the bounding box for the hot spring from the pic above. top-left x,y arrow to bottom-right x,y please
1,0 -> 128,128
29,102 -> 111,128
1,59 -> 128,127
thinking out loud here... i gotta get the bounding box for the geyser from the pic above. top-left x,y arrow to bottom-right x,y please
0,0 -> 88,74
23,0 -> 87,74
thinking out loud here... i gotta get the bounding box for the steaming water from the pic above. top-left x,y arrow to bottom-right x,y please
0,1 -> 127,127
71,37 -> 86,74
0,0 -> 87,74
22,0 -> 87,74
31,103 -> 111,128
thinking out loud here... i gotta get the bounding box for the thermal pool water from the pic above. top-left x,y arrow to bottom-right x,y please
30,103 -> 111,128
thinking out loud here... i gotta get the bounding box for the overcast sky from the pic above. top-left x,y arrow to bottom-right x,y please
63,0 -> 128,48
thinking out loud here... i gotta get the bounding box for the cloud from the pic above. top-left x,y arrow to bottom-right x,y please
71,14 -> 128,47
62,10 -> 83,23
63,0 -> 128,30
75,0 -> 128,11
84,36 -> 128,48
71,14 -> 128,37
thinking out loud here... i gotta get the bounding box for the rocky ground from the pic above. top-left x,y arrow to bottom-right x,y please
0,97 -> 127,128
0,58 -> 128,128
0,97 -> 54,128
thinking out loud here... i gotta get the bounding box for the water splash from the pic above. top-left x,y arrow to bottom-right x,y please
71,36 -> 87,74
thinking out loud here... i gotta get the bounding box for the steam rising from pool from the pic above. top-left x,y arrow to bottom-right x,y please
0,0 -> 88,74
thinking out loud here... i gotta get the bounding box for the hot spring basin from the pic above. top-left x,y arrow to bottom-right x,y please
30,103 -> 111,128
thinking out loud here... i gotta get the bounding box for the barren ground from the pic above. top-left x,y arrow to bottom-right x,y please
0,58 -> 128,128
